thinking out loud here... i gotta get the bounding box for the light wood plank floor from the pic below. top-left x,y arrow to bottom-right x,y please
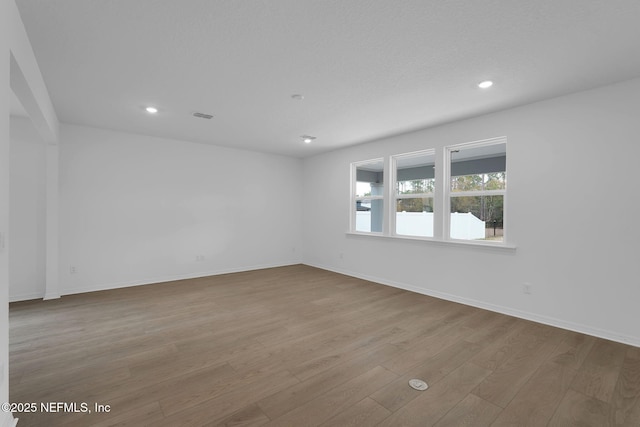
9,265 -> 640,426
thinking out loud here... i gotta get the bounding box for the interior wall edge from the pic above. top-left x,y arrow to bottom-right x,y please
9,0 -> 58,143
0,0 -> 11,421
0,411 -> 18,427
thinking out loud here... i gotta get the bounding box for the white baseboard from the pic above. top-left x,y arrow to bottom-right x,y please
9,292 -> 45,303
60,261 -> 301,297
304,262 -> 640,348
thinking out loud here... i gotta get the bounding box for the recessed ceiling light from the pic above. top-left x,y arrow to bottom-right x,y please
145,106 -> 158,113
478,80 -> 493,89
302,135 -> 316,144
291,94 -> 305,101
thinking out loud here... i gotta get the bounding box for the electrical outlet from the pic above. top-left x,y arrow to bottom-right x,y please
70,265 -> 77,274
523,282 -> 532,294
196,255 -> 205,262
339,253 -> 344,259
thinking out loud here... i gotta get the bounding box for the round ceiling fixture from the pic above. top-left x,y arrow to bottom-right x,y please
302,135 -> 316,144
145,106 -> 158,113
478,80 -> 494,89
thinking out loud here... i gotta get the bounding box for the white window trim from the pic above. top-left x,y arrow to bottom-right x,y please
390,149 -> 436,239
444,136 -> 507,245
348,136 -> 512,250
351,158 -> 385,235
345,230 -> 516,251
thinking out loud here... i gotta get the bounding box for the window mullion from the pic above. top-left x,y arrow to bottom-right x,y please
435,146 -> 449,241
395,193 -> 433,199
450,189 -> 506,198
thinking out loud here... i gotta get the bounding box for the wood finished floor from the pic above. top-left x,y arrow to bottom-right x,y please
9,265 -> 640,426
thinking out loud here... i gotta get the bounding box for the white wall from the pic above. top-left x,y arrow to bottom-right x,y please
0,0 -> 11,424
9,116 -> 46,301
58,123 -> 303,295
303,77 -> 640,346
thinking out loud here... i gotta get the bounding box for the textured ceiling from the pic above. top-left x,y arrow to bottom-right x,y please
16,0 -> 640,157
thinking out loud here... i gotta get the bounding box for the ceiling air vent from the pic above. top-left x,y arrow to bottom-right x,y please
192,112 -> 213,120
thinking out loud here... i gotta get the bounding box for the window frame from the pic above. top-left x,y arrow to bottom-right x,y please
444,137 -> 507,244
350,158 -> 385,235
391,149 -> 437,239
349,136 -> 511,249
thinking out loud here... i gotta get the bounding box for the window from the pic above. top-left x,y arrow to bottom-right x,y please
351,159 -> 384,233
392,150 -> 435,237
349,137 -> 508,246
447,139 -> 506,242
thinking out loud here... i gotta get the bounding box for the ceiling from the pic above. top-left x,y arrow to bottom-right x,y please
15,0 -> 640,158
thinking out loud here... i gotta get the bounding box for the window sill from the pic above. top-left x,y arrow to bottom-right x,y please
345,231 -> 516,252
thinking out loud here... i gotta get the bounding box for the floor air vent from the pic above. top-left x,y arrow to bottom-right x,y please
409,379 -> 429,391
